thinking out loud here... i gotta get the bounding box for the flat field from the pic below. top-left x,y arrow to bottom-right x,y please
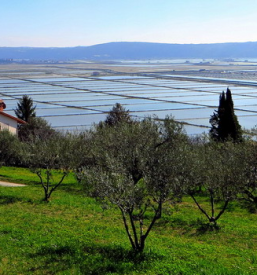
1,60 -> 257,135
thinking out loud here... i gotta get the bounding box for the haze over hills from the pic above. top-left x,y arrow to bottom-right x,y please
1,41 -> 257,61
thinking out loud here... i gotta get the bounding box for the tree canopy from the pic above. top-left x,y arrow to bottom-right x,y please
80,116 -> 188,252
18,117 -> 57,142
210,88 -> 243,142
14,95 -> 36,122
104,103 -> 133,126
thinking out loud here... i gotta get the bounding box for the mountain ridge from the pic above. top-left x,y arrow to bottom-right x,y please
1,41 -> 257,60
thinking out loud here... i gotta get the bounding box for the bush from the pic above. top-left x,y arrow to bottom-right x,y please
18,117 -> 57,142
0,130 -> 26,166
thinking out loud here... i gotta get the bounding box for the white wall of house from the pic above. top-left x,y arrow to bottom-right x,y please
0,115 -> 18,134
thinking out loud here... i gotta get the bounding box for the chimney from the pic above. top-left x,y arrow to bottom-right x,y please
0,100 -> 6,112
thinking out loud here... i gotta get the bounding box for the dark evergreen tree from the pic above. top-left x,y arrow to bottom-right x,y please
14,95 -> 36,122
104,103 -> 133,126
210,88 -> 243,142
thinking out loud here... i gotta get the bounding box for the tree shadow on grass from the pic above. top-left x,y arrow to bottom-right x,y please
0,195 -> 22,205
184,219 -> 222,237
29,244 -> 162,274
60,184 -> 83,195
0,194 -> 38,205
195,222 -> 221,235
238,199 -> 257,213
157,216 -> 221,237
157,216 -> 201,234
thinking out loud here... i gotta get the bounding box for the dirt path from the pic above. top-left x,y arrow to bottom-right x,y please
0,181 -> 26,187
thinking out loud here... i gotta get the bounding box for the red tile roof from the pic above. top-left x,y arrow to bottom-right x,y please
0,111 -> 26,124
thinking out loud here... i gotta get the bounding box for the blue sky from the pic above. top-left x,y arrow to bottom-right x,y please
1,0 -> 257,47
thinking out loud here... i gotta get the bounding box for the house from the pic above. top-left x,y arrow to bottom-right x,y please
0,100 -> 26,135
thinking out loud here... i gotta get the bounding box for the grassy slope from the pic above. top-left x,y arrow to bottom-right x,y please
0,166 -> 257,275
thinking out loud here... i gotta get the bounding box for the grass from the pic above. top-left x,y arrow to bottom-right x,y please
0,166 -> 77,186
0,166 -> 257,274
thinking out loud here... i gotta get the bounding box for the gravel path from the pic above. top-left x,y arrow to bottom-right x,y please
0,181 -> 26,187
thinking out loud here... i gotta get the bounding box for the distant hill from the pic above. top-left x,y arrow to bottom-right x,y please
1,41 -> 257,61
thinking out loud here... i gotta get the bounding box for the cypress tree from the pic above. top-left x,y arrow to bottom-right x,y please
14,95 -> 36,122
210,88 -> 243,142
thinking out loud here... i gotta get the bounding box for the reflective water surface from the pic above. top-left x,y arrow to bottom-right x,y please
1,74 -> 257,135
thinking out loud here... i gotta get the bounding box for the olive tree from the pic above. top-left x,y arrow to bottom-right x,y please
79,117 -> 188,252
186,140 -> 245,226
27,133 -> 77,202
238,140 -> 257,211
18,117 -> 56,142
0,130 -> 25,166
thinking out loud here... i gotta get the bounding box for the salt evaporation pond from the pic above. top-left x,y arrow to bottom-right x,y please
1,74 -> 257,135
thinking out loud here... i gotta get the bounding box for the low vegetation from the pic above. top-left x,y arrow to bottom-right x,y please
0,168 -> 257,274
0,98 -> 257,274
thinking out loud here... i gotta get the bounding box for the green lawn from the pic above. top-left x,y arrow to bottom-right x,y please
0,166 -> 77,186
0,166 -> 257,274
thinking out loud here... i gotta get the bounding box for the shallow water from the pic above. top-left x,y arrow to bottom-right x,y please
2,74 -> 257,135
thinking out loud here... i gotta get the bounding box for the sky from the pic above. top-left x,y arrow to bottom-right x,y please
1,0 -> 257,47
